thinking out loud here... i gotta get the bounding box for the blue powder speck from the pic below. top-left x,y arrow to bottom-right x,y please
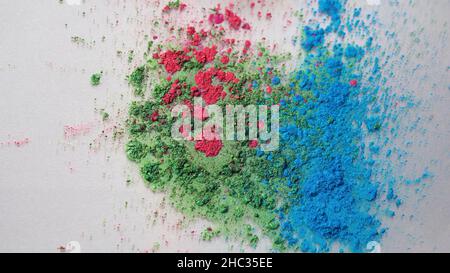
272,76 -> 281,86
345,45 -> 365,60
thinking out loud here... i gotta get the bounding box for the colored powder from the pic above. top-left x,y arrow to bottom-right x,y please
209,13 -> 225,25
276,0 -> 384,252
272,76 -> 281,86
195,139 -> 223,157
318,0 -> 342,19
318,0 -> 343,31
123,0 -> 423,252
195,45 -> 218,64
273,49 -> 382,251
163,0 -> 187,13
90,72 -> 102,86
1,137 -> 31,148
128,66 -> 146,95
125,5 -> 290,248
64,124 -> 91,138
225,9 -> 242,30
265,0 -> 418,252
302,26 -> 325,52
156,50 -> 191,74
345,45 -> 365,60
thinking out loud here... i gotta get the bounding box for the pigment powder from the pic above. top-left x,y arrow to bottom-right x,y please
123,0 -> 423,252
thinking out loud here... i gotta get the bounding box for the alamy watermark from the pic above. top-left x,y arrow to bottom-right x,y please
171,98 -> 280,151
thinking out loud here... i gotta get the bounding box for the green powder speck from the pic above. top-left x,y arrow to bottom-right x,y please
90,72 -> 102,86
128,66 -> 147,96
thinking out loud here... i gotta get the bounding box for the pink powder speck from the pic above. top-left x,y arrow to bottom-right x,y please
64,124 -> 91,138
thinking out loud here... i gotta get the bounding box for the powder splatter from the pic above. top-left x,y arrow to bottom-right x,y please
64,124 -> 92,138
122,0 -> 430,252
0,137 -> 31,148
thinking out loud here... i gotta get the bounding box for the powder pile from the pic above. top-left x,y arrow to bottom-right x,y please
123,0 -> 421,252
126,3 -> 289,247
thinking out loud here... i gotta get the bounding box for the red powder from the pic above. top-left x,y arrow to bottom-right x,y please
224,38 -> 236,45
2,138 -> 31,148
243,40 -> 252,54
194,69 -> 214,89
225,9 -> 242,30
157,50 -> 191,74
195,45 -> 217,64
193,67 -> 240,104
199,29 -> 208,37
220,55 -> 230,64
216,70 -> 239,83
151,111 -> 159,122
64,124 -> 91,138
162,5 -> 170,12
190,86 -> 201,97
162,2 -> 186,12
242,23 -> 251,30
186,27 -> 206,46
194,69 -> 226,104
249,140 -> 258,148
202,85 -> 226,105
209,13 -> 225,25
187,26 -> 196,35
162,80 -> 182,104
191,33 -> 202,46
195,138 -> 223,157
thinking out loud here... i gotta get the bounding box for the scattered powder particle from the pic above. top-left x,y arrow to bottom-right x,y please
90,72 -> 102,86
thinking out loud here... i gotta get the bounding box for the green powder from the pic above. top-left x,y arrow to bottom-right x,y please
90,72 -> 102,86
128,66 -> 147,96
125,45 -> 290,248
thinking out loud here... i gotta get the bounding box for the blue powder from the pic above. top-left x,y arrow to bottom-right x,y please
264,0 -> 399,252
318,0 -> 342,18
345,45 -> 365,60
365,117 -> 382,132
387,188 -> 396,200
366,37 -> 373,48
318,0 -> 343,31
269,49 -> 383,251
373,57 -> 380,74
272,76 -> 281,86
302,26 -> 325,51
325,57 -> 344,77
259,0 -> 420,253
386,210 -> 395,217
